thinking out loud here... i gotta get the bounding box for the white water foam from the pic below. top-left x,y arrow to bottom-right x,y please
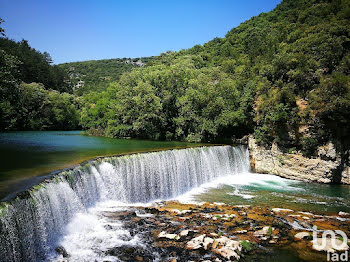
176,172 -> 302,203
50,202 -> 145,262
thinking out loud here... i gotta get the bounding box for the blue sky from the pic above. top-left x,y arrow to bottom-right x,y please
0,0 -> 281,64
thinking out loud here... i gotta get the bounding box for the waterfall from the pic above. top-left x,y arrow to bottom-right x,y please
0,145 -> 250,262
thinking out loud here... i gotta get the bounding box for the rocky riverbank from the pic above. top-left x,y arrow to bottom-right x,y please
56,201 -> 350,262
248,136 -> 350,185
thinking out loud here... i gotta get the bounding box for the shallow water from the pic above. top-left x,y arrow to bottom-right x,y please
0,131 -> 203,200
183,172 -> 350,214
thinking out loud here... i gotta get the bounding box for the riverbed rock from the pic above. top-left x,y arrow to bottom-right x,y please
294,232 -> 311,240
179,230 -> 189,237
203,237 -> 214,250
253,226 -> 274,237
186,234 -> 206,250
171,209 -> 192,214
107,246 -> 155,261
234,230 -> 248,234
55,246 -> 69,258
298,211 -> 314,216
212,236 -> 242,260
272,208 -> 293,213
102,201 -> 350,261
339,211 -> 350,217
158,231 -> 179,240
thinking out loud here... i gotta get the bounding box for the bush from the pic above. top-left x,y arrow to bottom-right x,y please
301,137 -> 319,157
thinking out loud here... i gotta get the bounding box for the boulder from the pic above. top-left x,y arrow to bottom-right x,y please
55,246 -> 69,258
338,211 -> 350,217
186,234 -> 206,250
294,232 -> 311,240
253,226 -> 274,237
157,231 -> 179,240
272,208 -> 293,213
317,142 -> 337,161
179,230 -> 189,237
212,236 -> 242,261
203,237 -> 214,250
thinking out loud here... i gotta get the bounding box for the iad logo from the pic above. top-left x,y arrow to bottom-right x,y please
327,251 -> 348,262
312,226 -> 349,261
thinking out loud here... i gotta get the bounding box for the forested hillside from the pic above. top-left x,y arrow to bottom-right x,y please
80,0 -> 350,156
0,19 -> 79,131
1,0 -> 349,157
59,57 -> 155,95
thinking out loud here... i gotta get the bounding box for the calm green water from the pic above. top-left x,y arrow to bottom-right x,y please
0,131 -> 203,200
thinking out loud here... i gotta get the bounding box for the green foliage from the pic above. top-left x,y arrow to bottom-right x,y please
0,20 -> 79,131
59,57 -> 155,95
309,72 -> 350,139
300,136 -> 319,157
240,240 -> 253,251
0,38 -> 70,93
15,83 -> 79,130
80,56 -> 251,141
267,226 -> 273,237
78,0 -> 350,151
0,49 -> 20,130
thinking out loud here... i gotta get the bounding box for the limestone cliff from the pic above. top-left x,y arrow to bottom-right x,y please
248,136 -> 350,184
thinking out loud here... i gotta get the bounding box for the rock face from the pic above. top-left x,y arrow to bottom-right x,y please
248,136 -> 350,184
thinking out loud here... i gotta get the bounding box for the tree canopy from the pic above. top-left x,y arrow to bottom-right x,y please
79,0 -> 350,155
0,31 -> 79,131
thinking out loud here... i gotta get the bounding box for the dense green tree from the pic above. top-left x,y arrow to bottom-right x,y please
16,83 -> 79,130
0,50 -> 20,130
0,18 -> 79,131
309,72 -> 350,141
0,38 -> 71,93
79,0 -> 350,156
